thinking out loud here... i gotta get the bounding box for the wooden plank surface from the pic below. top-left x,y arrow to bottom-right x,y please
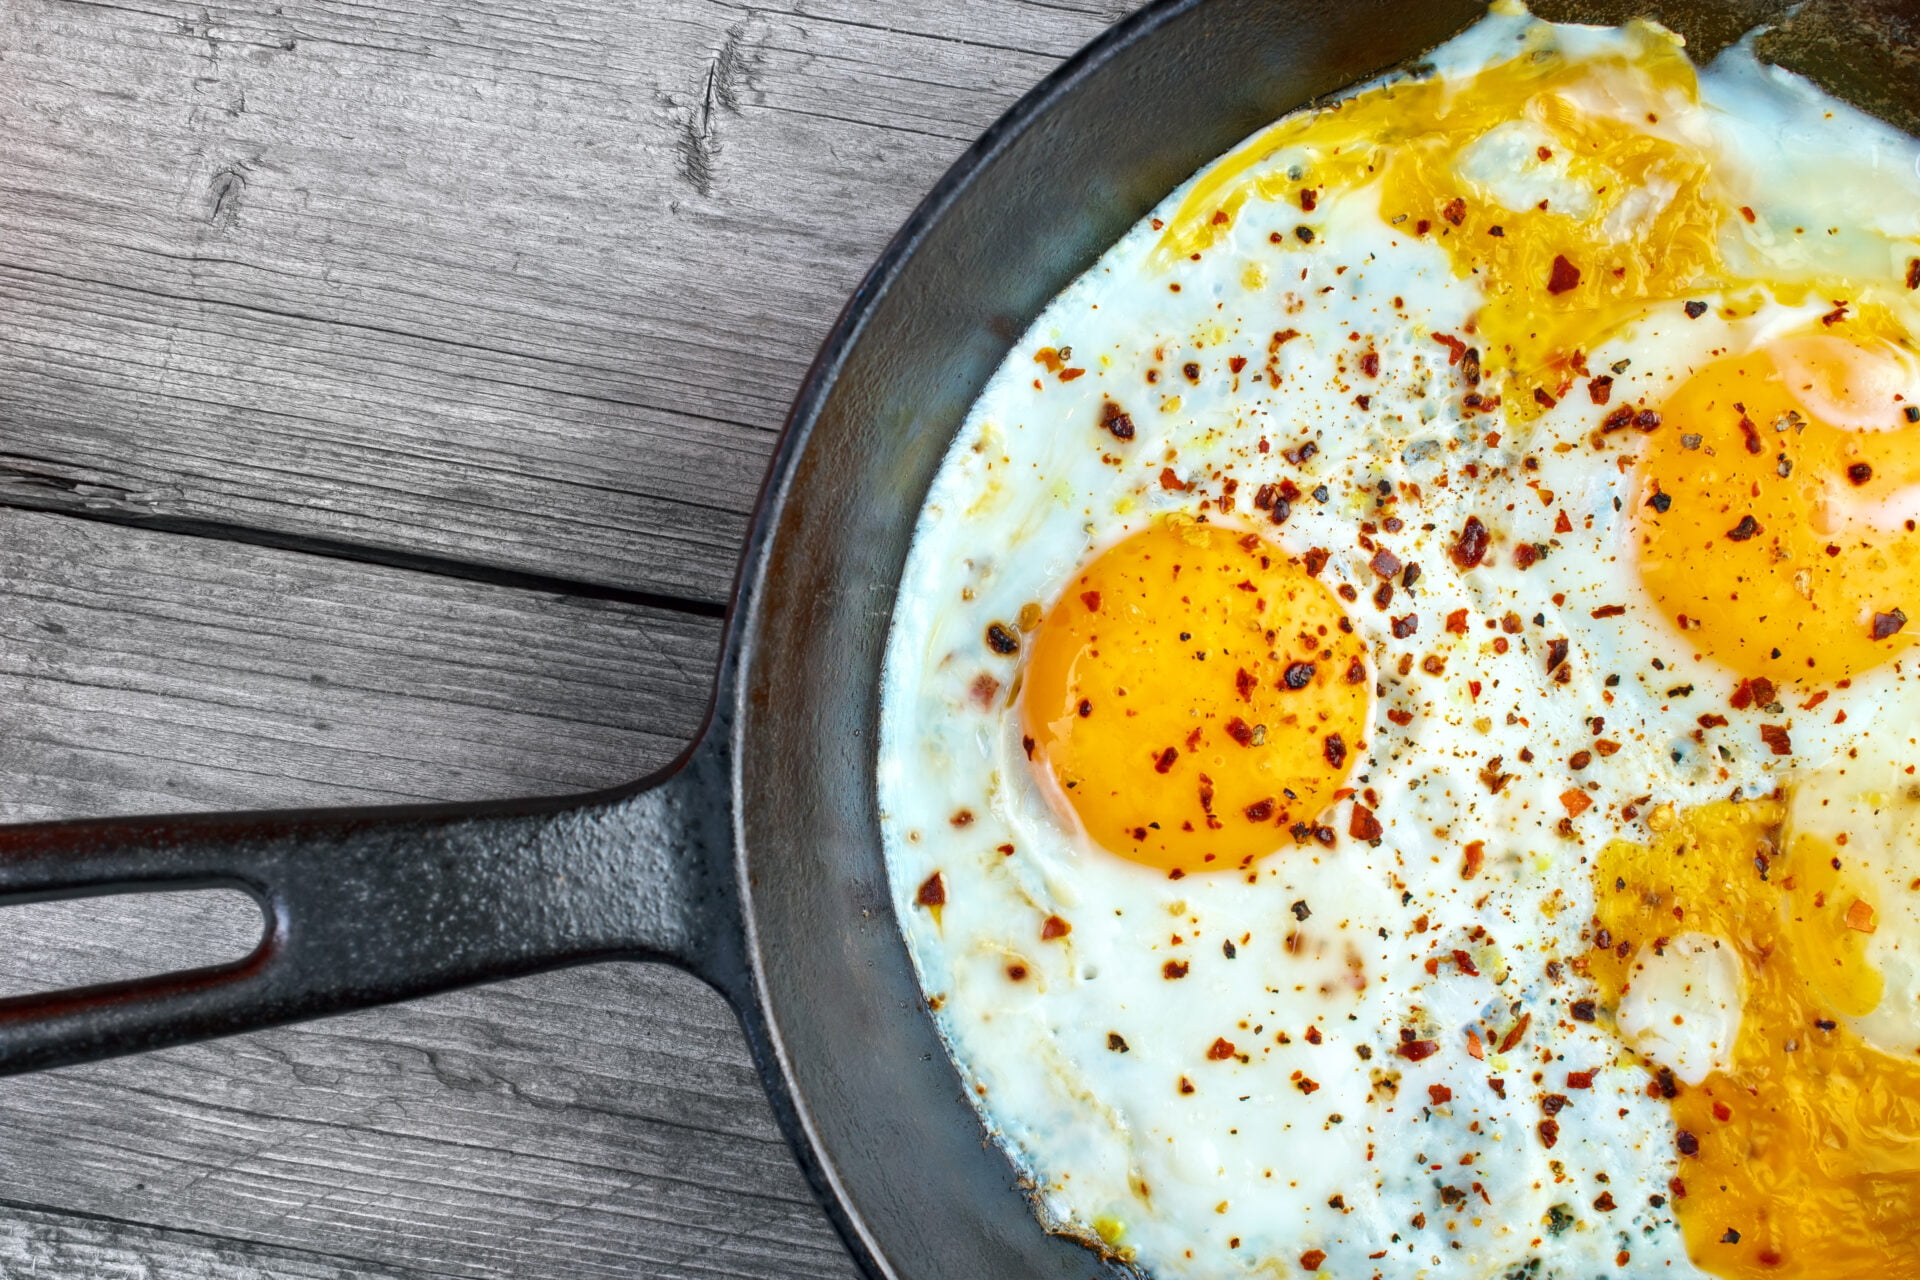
0,0 -> 1133,606
0,1 -> 1135,1276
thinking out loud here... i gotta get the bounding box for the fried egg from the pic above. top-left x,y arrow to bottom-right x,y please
878,5 -> 1920,1277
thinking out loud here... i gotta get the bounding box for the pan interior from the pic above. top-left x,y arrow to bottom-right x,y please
728,1 -> 1913,1276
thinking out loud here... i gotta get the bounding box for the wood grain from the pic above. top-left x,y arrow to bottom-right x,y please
0,0 -> 1132,605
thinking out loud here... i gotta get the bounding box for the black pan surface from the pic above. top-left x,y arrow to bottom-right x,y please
1,2 -> 1914,1276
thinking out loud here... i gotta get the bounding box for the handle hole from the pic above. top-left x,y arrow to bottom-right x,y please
0,888 -> 265,998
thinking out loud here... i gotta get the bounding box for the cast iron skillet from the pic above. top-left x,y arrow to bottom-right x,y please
1,1 -> 1914,1275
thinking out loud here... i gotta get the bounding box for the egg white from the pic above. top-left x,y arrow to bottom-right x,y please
878,6 -> 1920,1278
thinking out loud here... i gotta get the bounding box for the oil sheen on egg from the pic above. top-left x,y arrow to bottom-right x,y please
878,5 -> 1920,1278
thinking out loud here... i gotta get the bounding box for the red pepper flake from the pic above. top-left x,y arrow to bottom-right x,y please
1159,467 -> 1187,491
1350,803 -> 1383,841
1822,301 -> 1850,326
1547,254 -> 1581,294
1344,658 -> 1366,684
1451,516 -> 1490,568
1443,196 -> 1467,226
1571,999 -> 1597,1022
1725,515 -> 1762,542
1360,350 -> 1381,377
1163,960 -> 1190,980
1590,604 -> 1627,619
1391,613 -> 1419,639
1848,462 -> 1874,486
1300,1250 -> 1327,1272
1432,332 -> 1468,365
1499,1012 -> 1532,1053
1588,375 -> 1614,405
985,622 -> 1020,655
1534,386 -> 1558,409
1561,790 -> 1593,817
1021,734 -> 1036,759
1387,709 -> 1414,727
1846,899 -> 1878,933
1323,733 -> 1347,770
1397,1038 -> 1439,1062
1079,590 -> 1101,612
1601,406 -> 1635,432
1243,797 -> 1276,823
1873,608 -> 1908,640
1283,660 -> 1318,689
1538,1118 -> 1560,1148
1235,667 -> 1257,701
1303,547 -> 1330,577
1698,713 -> 1729,729
1684,300 -> 1709,319
1568,1070 -> 1594,1089
1465,1028 -> 1486,1060
1446,608 -> 1470,634
1676,1130 -> 1700,1156
1368,546 -> 1402,580
1451,948 -> 1480,977
1908,258 -> 1920,290
1042,915 -> 1071,940
1513,543 -> 1539,570
1299,188 -> 1318,212
916,873 -> 946,908
1100,399 -> 1135,441
1759,724 -> 1792,756
1293,1072 -> 1321,1094
1547,637 -> 1570,675
1208,1037 -> 1237,1060
1595,1191 -> 1617,1212
1635,409 -> 1663,431
1226,717 -> 1255,746
1461,841 -> 1486,880
1541,1093 -> 1568,1116
1154,747 -> 1179,773
1554,509 -> 1573,534
1429,1083 -> 1454,1105
1178,1075 -> 1195,1094
1228,355 -> 1247,373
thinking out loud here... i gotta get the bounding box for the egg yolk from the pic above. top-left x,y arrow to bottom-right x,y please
1591,799 -> 1920,1277
1156,19 -> 1717,418
1633,336 -> 1920,685
1020,519 -> 1367,874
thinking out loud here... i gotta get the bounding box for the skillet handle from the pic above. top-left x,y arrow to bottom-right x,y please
0,734 -> 741,1076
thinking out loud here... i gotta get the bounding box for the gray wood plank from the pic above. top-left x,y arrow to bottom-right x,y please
0,507 -> 718,822
0,0 -> 1131,605
0,1201 -> 431,1280
0,511 -> 858,1278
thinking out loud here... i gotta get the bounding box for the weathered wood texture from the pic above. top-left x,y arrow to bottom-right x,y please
0,0 -> 1135,1275
0,0 -> 1133,606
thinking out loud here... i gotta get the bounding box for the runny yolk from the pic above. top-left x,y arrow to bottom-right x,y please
1020,518 -> 1367,874
1590,799 -> 1920,1277
1633,336 -> 1920,685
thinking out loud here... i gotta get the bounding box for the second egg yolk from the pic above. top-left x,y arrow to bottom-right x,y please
1020,519 -> 1368,874
1633,336 -> 1920,685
